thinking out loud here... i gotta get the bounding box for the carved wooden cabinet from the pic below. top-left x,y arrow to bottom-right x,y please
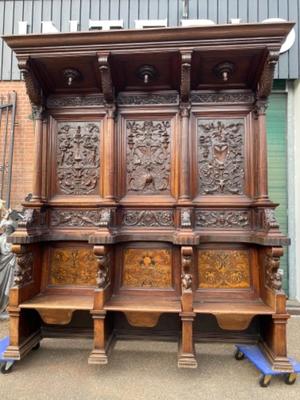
3,22 -> 294,371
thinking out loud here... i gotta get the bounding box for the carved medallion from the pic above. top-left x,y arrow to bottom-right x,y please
49,247 -> 97,286
196,210 -> 250,229
198,249 -> 250,289
126,120 -> 171,194
56,122 -> 100,195
122,209 -> 174,227
197,119 -> 245,195
122,248 -> 172,288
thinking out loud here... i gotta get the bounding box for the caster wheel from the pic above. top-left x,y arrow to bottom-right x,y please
259,374 -> 272,388
32,342 -> 40,351
0,361 -> 15,374
234,349 -> 245,361
285,373 -> 297,385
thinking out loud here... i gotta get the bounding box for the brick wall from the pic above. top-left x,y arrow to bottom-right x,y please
0,81 -> 34,209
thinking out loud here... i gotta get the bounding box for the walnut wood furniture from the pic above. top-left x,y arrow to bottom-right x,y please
2,22 -> 294,370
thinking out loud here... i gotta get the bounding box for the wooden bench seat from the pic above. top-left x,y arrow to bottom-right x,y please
104,295 -> 181,313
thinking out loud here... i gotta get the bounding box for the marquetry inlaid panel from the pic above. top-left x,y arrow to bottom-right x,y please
197,119 -> 245,195
56,122 -> 100,195
49,247 -> 97,286
198,249 -> 250,289
126,120 -> 171,194
122,248 -> 172,288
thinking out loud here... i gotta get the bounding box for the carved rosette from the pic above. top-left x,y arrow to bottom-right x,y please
181,247 -> 193,292
94,246 -> 110,289
56,122 -> 100,195
122,209 -> 174,227
13,246 -> 33,288
195,210 -> 250,229
264,247 -> 283,291
126,120 -> 171,194
197,119 -> 245,195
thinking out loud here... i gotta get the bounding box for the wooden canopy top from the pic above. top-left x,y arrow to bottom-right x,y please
3,22 -> 294,101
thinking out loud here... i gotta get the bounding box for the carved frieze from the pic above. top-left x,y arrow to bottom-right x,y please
264,247 -> 283,291
196,210 -> 250,229
122,248 -> 172,288
122,209 -> 174,227
47,95 -> 104,108
118,93 -> 178,105
198,249 -> 250,289
14,252 -> 33,287
126,120 -> 171,194
191,92 -> 254,104
50,209 -> 109,228
197,119 -> 245,195
49,247 -> 97,286
56,122 -> 100,195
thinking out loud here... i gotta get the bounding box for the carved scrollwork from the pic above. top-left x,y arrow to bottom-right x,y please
191,91 -> 254,104
257,51 -> 280,99
181,246 -> 193,292
195,210 -> 250,229
98,52 -> 114,103
94,246 -> 110,289
180,51 -> 192,102
18,59 -> 43,107
13,248 -> 33,288
122,209 -> 173,227
126,120 -> 171,194
50,209 -> 101,227
117,93 -> 178,105
56,122 -> 100,195
264,247 -> 283,291
47,95 -> 104,108
197,119 -> 245,195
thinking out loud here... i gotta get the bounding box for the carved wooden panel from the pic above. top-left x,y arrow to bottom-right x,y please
56,122 -> 100,195
50,208 -> 111,228
195,210 -> 250,229
122,209 -> 174,227
49,247 -> 97,286
198,249 -> 250,289
122,248 -> 172,288
197,119 -> 245,195
126,120 -> 171,194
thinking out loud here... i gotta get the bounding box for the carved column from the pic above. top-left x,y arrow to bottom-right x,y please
254,99 -> 269,202
178,246 -> 197,368
32,106 -> 45,202
179,103 -> 191,201
104,104 -> 116,200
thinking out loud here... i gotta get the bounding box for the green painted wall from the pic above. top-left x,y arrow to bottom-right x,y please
266,86 -> 288,293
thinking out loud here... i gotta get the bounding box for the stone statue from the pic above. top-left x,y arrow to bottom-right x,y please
0,206 -> 19,319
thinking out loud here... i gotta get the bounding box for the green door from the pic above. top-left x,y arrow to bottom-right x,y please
266,81 -> 288,294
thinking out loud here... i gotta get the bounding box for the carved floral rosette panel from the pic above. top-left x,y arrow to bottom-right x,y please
198,249 -> 250,289
122,209 -> 174,228
56,122 -> 100,195
49,247 -> 98,286
126,120 -> 171,195
197,119 -> 245,195
122,248 -> 172,289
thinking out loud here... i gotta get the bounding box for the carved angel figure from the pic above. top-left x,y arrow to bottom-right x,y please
0,208 -> 18,318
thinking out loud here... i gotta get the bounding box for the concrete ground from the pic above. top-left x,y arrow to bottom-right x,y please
0,318 -> 300,400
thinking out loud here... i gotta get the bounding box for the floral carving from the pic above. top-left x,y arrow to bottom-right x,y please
126,120 -> 171,194
197,119 -> 244,195
118,93 -> 178,105
47,95 -> 104,108
14,252 -> 33,287
56,122 -> 100,195
191,92 -> 254,104
51,209 -> 105,227
198,250 -> 250,289
122,210 -> 173,227
196,210 -> 250,229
